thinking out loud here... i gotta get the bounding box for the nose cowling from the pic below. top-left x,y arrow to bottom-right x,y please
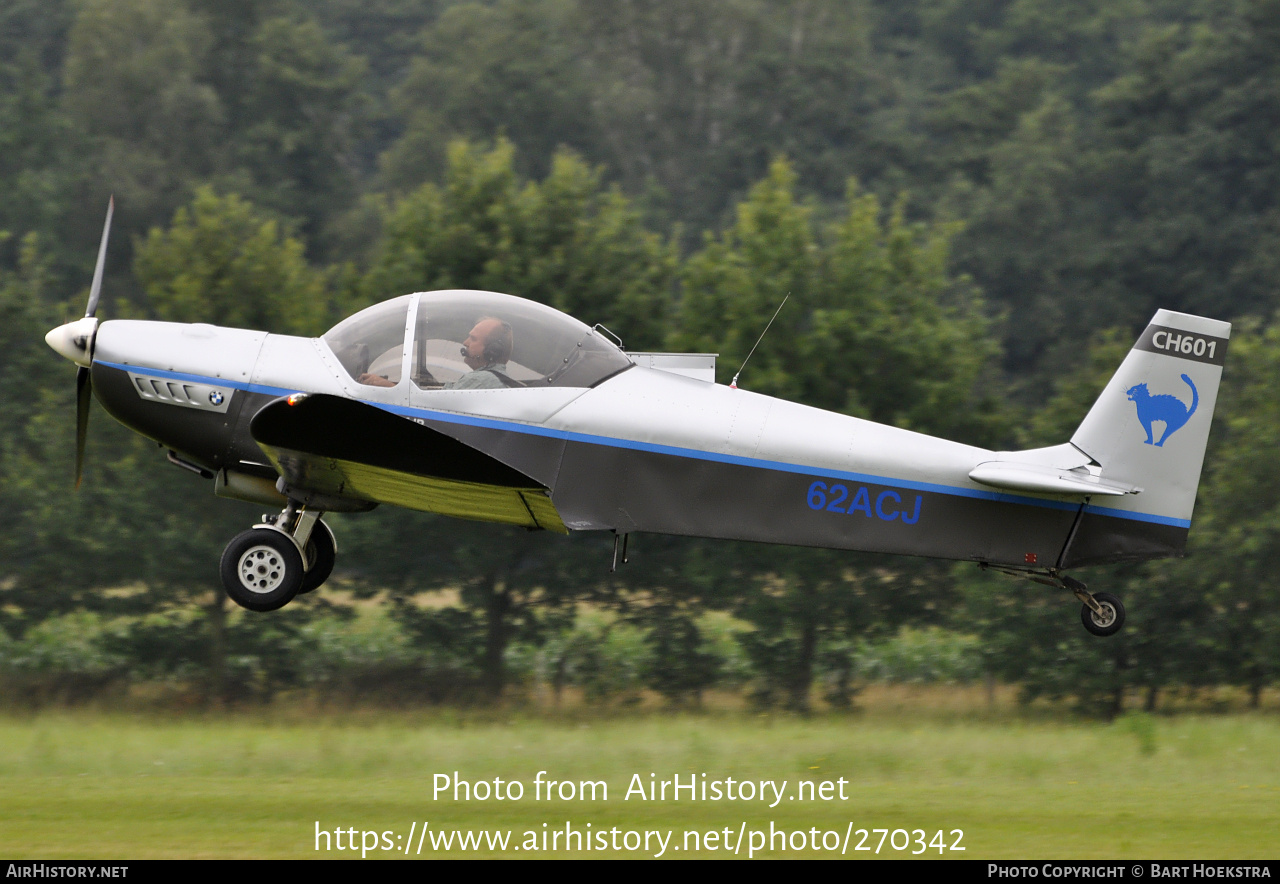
87,319 -> 270,473
45,317 -> 99,367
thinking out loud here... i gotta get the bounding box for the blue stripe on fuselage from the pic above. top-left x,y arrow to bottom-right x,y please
101,360 -> 1192,529
98,361 -> 299,399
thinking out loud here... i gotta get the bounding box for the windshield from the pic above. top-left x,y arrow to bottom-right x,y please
321,295 -> 411,386
407,291 -> 632,389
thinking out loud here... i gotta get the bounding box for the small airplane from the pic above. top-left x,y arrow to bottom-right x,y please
46,201 -> 1230,635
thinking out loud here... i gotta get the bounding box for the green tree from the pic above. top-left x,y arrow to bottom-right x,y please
62,0 -> 364,257
571,0 -> 896,234
135,187 -> 331,335
217,11 -> 367,246
1171,320 -> 1280,706
62,0 -> 223,227
0,235 -> 82,637
367,139 -> 675,347
640,605 -> 721,707
0,0 -> 79,276
675,158 -> 1000,438
382,1 -> 901,235
1091,2 -> 1280,325
381,0 -> 594,190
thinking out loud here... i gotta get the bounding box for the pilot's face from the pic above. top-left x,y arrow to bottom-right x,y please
461,318 -> 502,369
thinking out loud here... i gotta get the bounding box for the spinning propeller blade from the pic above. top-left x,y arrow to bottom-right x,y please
75,365 -> 91,489
85,196 -> 113,319
46,197 -> 114,488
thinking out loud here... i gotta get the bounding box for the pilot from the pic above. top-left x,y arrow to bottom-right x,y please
449,316 -> 517,389
357,316 -> 517,389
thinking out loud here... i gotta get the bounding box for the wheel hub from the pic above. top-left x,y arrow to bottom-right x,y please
1091,602 -> 1117,628
237,545 -> 287,594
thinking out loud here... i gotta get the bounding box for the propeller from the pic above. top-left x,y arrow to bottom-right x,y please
85,195 -> 113,320
45,197 -> 114,488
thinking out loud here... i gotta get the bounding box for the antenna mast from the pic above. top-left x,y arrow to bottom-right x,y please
730,294 -> 789,389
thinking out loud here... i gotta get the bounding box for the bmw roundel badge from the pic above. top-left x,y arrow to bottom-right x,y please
209,391 -> 224,406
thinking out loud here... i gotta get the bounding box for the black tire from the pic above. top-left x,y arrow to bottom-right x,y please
298,520 -> 336,594
1081,591 -> 1125,637
220,527 -> 304,612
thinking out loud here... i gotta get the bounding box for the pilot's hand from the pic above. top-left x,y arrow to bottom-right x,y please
357,373 -> 396,387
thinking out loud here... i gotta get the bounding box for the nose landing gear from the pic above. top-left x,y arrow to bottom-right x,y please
219,503 -> 335,611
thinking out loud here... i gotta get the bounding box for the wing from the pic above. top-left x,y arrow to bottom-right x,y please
249,394 -> 567,533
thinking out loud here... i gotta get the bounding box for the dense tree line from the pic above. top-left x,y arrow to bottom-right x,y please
4,0 -> 1280,712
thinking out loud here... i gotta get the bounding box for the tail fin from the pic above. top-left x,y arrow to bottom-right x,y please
1065,309 -> 1230,564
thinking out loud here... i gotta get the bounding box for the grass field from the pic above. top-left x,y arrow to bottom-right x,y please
1,697 -> 1278,859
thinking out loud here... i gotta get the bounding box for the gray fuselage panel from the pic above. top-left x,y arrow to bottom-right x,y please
411,367 -> 1097,566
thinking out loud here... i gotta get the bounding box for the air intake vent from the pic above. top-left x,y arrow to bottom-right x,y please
127,371 -> 233,413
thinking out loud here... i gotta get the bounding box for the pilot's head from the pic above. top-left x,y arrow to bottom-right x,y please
461,317 -> 513,369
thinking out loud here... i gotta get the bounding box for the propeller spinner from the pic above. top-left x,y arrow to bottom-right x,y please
45,196 -> 114,488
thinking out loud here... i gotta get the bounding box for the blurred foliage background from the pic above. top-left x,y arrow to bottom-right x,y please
4,0 -> 1280,716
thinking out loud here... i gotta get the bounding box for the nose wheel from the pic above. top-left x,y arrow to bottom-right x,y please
220,528 -> 304,612
219,505 -> 335,611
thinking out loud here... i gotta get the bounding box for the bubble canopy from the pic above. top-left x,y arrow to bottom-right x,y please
322,290 -> 633,389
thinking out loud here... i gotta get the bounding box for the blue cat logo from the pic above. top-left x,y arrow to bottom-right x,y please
1127,374 -> 1198,447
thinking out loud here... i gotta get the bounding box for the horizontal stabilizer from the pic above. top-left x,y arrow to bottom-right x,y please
969,461 -> 1137,496
250,394 -> 567,532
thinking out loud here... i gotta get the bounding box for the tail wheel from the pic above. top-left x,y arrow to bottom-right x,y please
1081,591 -> 1126,637
220,527 -> 304,612
298,519 -> 336,594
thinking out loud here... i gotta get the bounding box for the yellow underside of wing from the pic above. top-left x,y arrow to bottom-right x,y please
267,453 -> 568,533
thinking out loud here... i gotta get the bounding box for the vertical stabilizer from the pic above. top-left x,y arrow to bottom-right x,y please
1066,310 -> 1229,561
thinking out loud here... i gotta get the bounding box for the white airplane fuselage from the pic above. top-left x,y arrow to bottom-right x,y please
83,308 -> 1198,570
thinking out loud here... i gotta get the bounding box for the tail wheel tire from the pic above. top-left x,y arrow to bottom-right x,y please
298,520 -> 336,595
1081,591 -> 1126,637
220,528 -> 303,612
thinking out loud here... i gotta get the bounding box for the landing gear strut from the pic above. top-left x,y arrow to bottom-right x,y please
219,503 -> 334,612
980,565 -> 1126,637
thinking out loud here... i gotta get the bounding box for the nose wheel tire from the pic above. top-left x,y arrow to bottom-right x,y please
298,519 -> 336,595
1081,591 -> 1126,637
220,528 -> 304,612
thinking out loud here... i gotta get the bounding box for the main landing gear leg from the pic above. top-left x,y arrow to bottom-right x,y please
980,566 -> 1126,637
219,502 -> 336,612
